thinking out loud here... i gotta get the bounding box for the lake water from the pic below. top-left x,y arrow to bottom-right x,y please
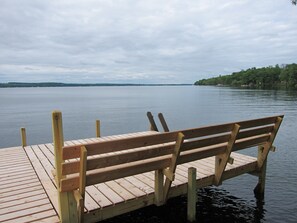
0,86 -> 296,222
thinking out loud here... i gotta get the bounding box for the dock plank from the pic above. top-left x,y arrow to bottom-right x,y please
0,194 -> 48,210
0,204 -> 54,222
0,166 -> 33,175
95,183 -> 125,205
0,146 -> 58,223
105,181 -> 136,201
29,214 -> 60,223
124,176 -> 154,195
0,185 -> 43,199
23,146 -> 59,213
133,173 -> 155,190
115,178 -> 147,198
0,198 -> 50,215
0,178 -> 39,191
84,185 -> 112,208
0,169 -> 35,178
0,189 -> 46,204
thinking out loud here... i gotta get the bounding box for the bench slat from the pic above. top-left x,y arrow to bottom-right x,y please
60,156 -> 172,192
236,115 -> 281,129
179,144 -> 227,164
176,115 -> 281,139
234,134 -> 270,151
237,125 -> 273,139
62,144 -> 175,175
174,124 -> 274,154
182,134 -> 230,151
62,132 -> 178,160
179,123 -> 233,139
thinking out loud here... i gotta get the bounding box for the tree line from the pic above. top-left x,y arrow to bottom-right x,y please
0,82 -> 191,88
195,63 -> 297,89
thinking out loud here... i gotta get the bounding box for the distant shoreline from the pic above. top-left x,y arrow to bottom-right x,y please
0,82 -> 192,88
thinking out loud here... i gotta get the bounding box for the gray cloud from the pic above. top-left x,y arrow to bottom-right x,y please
0,0 -> 296,84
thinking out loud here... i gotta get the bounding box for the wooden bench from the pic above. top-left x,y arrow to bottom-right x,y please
51,111 -> 283,223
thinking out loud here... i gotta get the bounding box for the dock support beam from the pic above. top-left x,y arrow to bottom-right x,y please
154,169 -> 164,206
96,120 -> 101,137
187,167 -> 197,222
52,111 -> 78,223
20,127 -> 27,147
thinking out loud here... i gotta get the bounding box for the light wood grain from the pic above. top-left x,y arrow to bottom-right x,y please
0,146 -> 59,223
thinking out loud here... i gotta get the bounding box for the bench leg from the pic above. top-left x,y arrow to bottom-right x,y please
254,146 -> 267,199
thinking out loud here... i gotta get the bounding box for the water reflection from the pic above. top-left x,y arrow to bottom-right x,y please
102,186 -> 266,223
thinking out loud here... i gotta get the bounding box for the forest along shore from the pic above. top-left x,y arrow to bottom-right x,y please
195,63 -> 297,89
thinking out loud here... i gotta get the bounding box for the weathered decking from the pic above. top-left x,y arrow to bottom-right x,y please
0,131 -> 258,223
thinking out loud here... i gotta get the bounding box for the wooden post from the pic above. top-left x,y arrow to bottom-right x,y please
52,111 -> 78,223
78,146 -> 87,222
20,127 -> 27,147
96,120 -> 101,137
254,146 -> 267,199
187,167 -> 197,222
147,112 -> 159,131
154,169 -> 164,206
52,111 -> 64,183
158,113 -> 169,132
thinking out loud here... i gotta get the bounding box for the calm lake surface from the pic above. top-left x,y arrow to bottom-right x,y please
0,86 -> 296,222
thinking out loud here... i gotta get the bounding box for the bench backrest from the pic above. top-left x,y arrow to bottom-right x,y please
177,115 -> 283,165
58,114 -> 283,193
60,131 -> 183,192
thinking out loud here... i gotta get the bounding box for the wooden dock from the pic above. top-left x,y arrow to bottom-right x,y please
1,131 -> 258,223
0,112 -> 283,223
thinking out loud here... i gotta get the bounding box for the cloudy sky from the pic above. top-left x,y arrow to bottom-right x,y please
0,0 -> 296,84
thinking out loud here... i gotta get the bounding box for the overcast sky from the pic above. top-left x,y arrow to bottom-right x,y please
0,0 -> 296,84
